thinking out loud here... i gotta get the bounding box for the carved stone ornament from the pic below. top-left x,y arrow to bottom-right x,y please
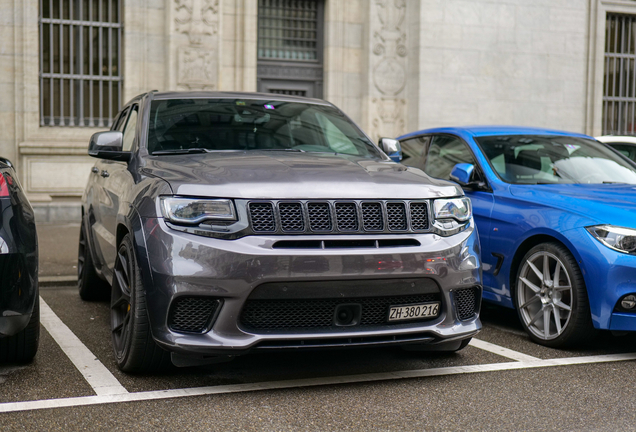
370,0 -> 408,139
174,0 -> 219,45
178,48 -> 217,90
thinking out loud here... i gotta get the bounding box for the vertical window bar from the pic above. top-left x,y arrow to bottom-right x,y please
69,1 -> 74,126
39,0 -> 44,126
98,0 -> 103,127
59,0 -> 63,126
88,0 -> 94,126
108,0 -> 112,125
78,0 -> 84,125
49,0 -> 54,125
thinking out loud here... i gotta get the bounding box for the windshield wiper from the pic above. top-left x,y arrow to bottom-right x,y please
151,148 -> 211,155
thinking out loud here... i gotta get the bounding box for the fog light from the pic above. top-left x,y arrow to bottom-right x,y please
621,295 -> 636,310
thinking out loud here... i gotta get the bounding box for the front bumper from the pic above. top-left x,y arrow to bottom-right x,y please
569,228 -> 636,330
140,217 -> 482,356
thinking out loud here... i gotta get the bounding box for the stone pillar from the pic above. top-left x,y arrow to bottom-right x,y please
367,0 -> 409,142
167,0 -> 222,91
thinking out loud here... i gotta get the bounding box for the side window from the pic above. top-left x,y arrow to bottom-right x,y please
399,136 -> 430,168
121,106 -> 139,152
424,135 -> 477,180
610,144 -> 636,161
111,108 -> 130,132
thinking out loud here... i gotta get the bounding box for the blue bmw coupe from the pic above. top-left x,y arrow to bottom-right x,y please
397,126 -> 636,347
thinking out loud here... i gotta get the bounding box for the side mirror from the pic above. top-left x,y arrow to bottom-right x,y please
88,131 -> 130,162
450,163 -> 488,190
0,157 -> 14,168
450,163 -> 474,186
379,137 -> 402,162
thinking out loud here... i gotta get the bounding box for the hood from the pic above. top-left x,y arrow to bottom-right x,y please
509,183 -> 636,228
142,151 -> 461,199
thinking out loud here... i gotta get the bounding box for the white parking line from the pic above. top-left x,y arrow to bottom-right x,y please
39,297 -> 128,396
1,351 -> 634,413
469,338 -> 540,362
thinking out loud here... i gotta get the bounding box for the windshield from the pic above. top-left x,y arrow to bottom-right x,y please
475,135 -> 636,185
147,98 -> 382,158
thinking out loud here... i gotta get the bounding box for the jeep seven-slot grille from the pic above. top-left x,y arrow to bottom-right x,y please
247,200 -> 430,234
240,293 -> 441,331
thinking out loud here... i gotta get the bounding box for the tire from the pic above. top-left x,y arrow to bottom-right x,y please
401,337 -> 471,353
78,217 -> 110,301
0,300 -> 40,363
110,234 -> 170,373
515,242 -> 596,348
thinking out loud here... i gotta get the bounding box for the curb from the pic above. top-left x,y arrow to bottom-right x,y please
39,275 -> 77,287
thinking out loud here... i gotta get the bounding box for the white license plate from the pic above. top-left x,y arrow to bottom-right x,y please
387,302 -> 440,322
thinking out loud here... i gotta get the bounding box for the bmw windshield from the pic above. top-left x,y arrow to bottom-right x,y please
147,98 -> 382,159
476,135 -> 636,185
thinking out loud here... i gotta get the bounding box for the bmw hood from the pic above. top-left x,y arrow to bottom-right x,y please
509,183 -> 636,228
142,152 -> 461,200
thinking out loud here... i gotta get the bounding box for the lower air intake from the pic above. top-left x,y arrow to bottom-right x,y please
168,297 -> 221,333
453,287 -> 480,320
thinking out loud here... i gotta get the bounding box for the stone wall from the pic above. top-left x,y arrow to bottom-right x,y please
3,0 -> 636,221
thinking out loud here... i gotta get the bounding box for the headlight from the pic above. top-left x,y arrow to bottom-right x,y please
160,197 -> 236,224
434,197 -> 471,222
586,225 -> 636,254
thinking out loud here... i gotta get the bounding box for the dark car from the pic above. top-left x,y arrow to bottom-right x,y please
0,157 -> 39,363
596,136 -> 636,162
79,91 -> 482,372
397,126 -> 636,347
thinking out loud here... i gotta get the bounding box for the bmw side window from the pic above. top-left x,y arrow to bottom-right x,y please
424,135 -> 478,180
399,136 -> 430,168
121,106 -> 139,152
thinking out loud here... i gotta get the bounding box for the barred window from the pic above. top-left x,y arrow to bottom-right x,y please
257,0 -> 320,61
603,13 -> 636,135
39,0 -> 123,127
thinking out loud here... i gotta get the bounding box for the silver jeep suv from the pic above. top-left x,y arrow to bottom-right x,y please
79,91 -> 482,372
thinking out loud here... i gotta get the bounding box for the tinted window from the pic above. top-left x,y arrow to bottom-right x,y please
476,135 -> 636,184
424,135 -> 477,180
609,144 -> 636,161
111,108 -> 129,132
399,136 -> 430,168
122,106 -> 138,152
147,99 -> 382,158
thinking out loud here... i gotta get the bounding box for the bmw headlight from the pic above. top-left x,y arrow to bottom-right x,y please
434,197 -> 472,222
586,225 -> 636,254
160,197 -> 236,224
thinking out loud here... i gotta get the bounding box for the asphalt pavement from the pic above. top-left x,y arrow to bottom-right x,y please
1,222 -> 635,431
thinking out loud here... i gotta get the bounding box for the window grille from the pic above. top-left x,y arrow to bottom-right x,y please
39,0 -> 123,127
269,89 -> 307,96
257,0 -> 319,61
603,13 -> 636,135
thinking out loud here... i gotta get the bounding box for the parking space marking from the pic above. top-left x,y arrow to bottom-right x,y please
469,338 -> 540,362
39,297 -> 128,396
1,351 -> 634,413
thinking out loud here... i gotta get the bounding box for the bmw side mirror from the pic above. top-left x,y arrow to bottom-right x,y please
450,163 -> 488,191
88,131 -> 130,162
379,137 -> 402,162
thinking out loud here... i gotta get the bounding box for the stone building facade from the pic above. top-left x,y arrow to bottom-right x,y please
1,0 -> 635,220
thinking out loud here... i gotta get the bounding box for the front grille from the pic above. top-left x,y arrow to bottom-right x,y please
249,202 -> 276,232
240,293 -> 440,331
168,297 -> 221,333
410,203 -> 429,230
454,287 -> 480,320
307,202 -> 332,231
387,202 -> 407,230
279,202 -> 304,232
246,200 -> 430,234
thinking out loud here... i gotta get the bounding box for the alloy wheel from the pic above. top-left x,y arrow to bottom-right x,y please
77,225 -> 87,280
517,251 -> 573,341
111,245 -> 133,360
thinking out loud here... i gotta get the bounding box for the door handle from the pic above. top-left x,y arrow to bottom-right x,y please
100,170 -> 110,178
91,167 -> 99,173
